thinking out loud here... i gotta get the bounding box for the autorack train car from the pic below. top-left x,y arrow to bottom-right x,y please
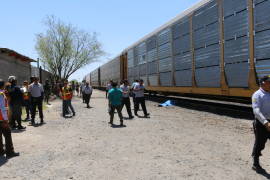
85,0 -> 270,98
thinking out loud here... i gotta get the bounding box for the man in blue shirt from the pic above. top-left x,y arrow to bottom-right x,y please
108,82 -> 123,126
251,75 -> 270,173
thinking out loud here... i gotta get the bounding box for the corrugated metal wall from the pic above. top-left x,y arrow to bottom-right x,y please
223,0 -> 249,87
158,28 -> 172,86
90,68 -> 99,87
91,0 -> 270,91
100,58 -> 120,86
254,0 -> 270,79
149,75 -> 158,86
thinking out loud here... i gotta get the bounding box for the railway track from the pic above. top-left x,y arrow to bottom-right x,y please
146,94 -> 254,120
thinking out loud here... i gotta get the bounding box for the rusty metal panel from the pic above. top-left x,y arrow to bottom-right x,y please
254,0 -> 270,32
149,74 -> 158,86
160,72 -> 172,86
159,57 -> 172,73
224,10 -> 248,40
175,70 -> 192,87
224,36 -> 249,64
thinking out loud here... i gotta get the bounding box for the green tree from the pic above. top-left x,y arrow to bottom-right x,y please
36,16 -> 104,81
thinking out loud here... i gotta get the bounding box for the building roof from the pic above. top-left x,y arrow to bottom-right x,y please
0,48 -> 36,62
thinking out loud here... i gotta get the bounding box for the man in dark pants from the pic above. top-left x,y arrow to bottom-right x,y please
7,76 -> 25,130
120,80 -> 134,119
131,79 -> 139,110
251,75 -> 270,173
133,79 -> 150,118
83,82 -> 92,108
0,79 -> 19,158
44,79 -> 51,105
108,82 -> 124,126
29,77 -> 44,125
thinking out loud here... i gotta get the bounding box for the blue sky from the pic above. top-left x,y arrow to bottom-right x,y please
0,0 -> 201,81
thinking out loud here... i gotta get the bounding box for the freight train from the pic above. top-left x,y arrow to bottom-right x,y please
84,0 -> 270,98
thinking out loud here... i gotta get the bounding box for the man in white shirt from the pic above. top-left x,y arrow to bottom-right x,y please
133,79 -> 149,117
29,77 -> 44,125
251,75 -> 270,173
131,79 -> 139,110
83,82 -> 93,108
120,80 -> 134,119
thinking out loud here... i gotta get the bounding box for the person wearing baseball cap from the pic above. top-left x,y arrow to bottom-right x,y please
251,75 -> 270,173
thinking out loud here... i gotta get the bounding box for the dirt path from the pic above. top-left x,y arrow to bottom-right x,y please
0,90 -> 269,180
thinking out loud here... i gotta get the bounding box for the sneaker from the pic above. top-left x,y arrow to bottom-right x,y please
73,113 -> 76,116
129,116 -> 134,119
6,152 -> 20,158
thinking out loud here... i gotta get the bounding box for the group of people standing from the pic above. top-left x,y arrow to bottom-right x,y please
107,79 -> 150,126
0,76 -> 45,158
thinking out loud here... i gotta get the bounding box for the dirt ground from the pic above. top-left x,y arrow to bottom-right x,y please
0,90 -> 269,180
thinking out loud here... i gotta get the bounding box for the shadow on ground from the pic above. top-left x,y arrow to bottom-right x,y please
111,124 -> 126,128
0,156 -> 8,167
146,95 -> 254,120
